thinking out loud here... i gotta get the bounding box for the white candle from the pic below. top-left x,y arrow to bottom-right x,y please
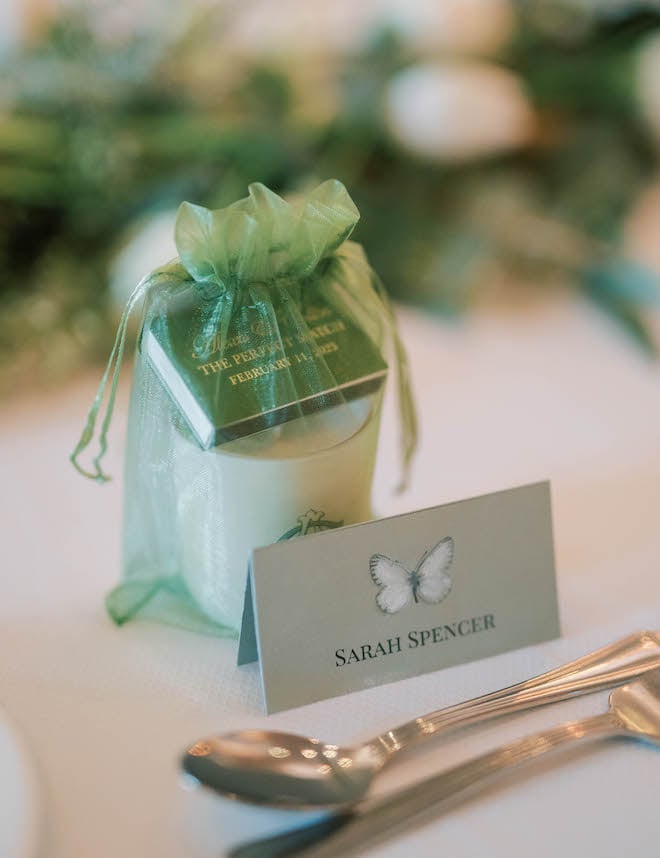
172,395 -> 382,630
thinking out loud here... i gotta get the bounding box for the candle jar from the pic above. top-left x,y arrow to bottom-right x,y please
78,180 -> 416,636
173,395 -> 381,630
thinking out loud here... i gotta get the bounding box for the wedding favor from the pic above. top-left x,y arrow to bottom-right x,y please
72,180 -> 416,634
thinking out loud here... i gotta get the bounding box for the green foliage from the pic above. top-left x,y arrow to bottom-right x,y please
2,4 -> 660,394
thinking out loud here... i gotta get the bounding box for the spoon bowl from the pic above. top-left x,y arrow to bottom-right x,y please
184,730 -> 380,807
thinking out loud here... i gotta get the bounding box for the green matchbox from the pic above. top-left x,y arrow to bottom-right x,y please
143,290 -> 388,449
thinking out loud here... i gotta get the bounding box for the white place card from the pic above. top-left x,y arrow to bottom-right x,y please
238,482 -> 560,713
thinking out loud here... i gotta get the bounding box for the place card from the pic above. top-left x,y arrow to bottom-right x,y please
238,481 -> 560,713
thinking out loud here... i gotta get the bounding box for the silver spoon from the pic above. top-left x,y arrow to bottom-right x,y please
182,630 -> 660,808
229,666 -> 660,858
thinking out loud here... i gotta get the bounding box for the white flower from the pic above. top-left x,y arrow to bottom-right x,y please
227,0 -> 376,56
375,0 -> 514,56
109,210 -> 177,315
384,61 -> 535,162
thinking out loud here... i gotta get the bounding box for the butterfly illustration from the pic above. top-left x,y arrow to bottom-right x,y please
369,537 -> 454,614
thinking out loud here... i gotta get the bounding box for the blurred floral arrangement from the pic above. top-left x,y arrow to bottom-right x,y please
3,0 -> 660,397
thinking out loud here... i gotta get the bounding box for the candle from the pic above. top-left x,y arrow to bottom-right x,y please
172,394 -> 382,630
73,181 -> 416,637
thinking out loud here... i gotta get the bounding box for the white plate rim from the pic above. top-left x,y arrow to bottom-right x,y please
0,703 -> 41,858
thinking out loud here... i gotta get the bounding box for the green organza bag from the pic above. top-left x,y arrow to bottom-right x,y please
72,180 -> 416,636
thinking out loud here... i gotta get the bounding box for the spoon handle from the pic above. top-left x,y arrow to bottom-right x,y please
229,712 -> 622,858
375,630 -> 660,753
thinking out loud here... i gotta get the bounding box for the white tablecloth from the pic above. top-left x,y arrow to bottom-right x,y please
1,293 -> 659,858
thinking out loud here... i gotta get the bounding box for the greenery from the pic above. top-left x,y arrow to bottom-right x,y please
2,3 -> 660,396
